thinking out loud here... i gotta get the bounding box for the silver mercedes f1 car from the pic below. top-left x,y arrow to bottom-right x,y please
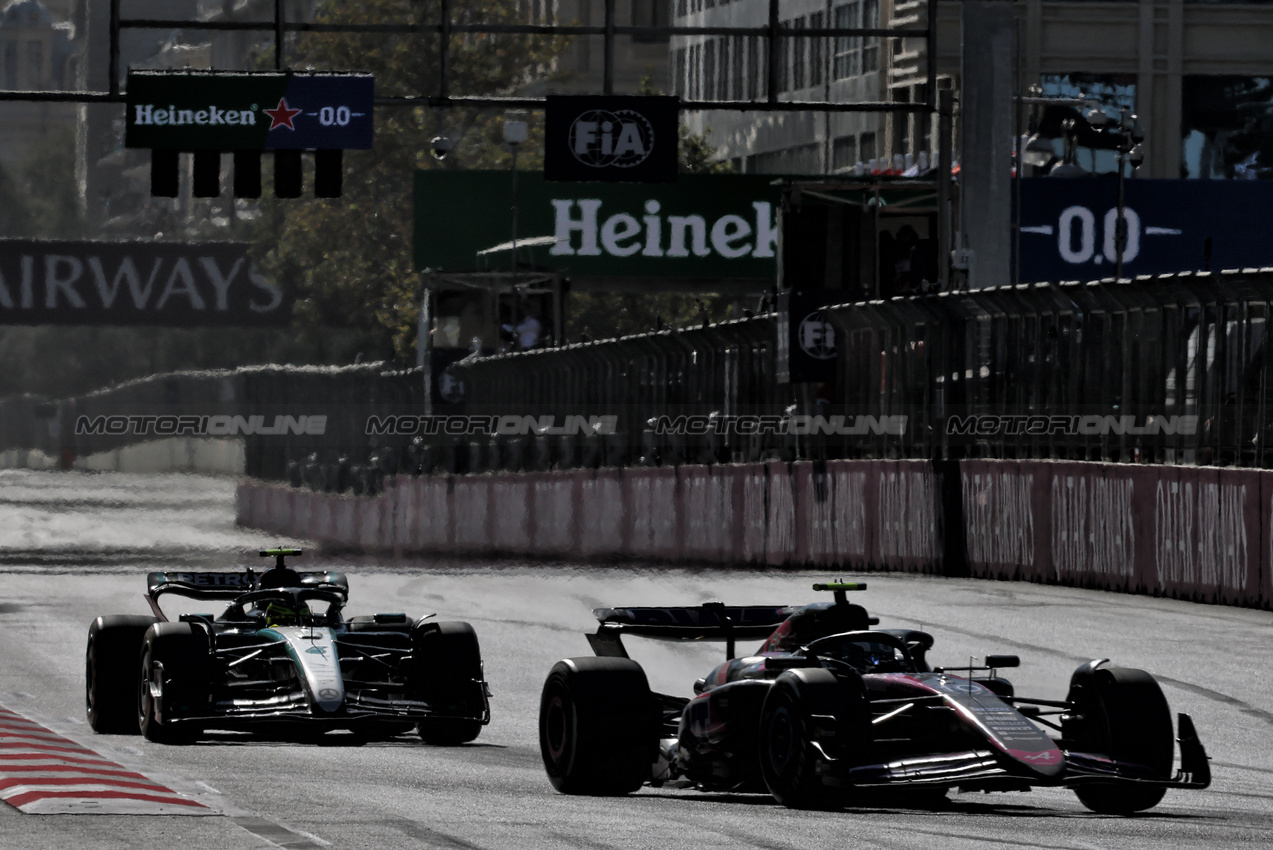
86,548 -> 489,744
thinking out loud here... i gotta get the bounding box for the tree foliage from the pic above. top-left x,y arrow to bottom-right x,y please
251,2 -> 749,353
251,0 -> 564,360
0,125 -> 85,240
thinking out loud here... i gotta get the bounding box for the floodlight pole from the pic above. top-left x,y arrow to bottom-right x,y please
503,113 -> 528,348
510,144 -> 519,280
1115,148 -> 1127,279
274,0 -> 285,70
109,0 -> 120,96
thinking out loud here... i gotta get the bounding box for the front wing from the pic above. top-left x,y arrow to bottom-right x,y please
159,630 -> 491,729
825,712 -> 1210,792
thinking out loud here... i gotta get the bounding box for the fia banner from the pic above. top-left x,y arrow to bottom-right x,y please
544,95 -> 679,183
778,289 -> 852,384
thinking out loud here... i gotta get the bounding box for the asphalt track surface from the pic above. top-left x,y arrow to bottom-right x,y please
0,469 -> 1271,849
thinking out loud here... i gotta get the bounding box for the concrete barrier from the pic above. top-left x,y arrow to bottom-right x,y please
234,458 -> 1273,610
0,438 -> 245,475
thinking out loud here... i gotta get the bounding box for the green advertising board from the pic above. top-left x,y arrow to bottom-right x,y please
414,171 -> 782,282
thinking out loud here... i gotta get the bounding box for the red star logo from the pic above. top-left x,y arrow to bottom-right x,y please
263,97 -> 302,131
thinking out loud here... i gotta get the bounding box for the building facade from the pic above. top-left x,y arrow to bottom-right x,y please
0,0 -> 78,170
671,0 -> 1273,180
551,0 -> 671,95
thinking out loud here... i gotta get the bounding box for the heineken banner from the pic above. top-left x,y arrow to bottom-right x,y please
125,71 -> 374,151
0,240 -> 291,326
414,171 -> 781,280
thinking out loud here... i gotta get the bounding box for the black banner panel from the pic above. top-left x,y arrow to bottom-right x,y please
0,240 -> 291,326
544,95 -> 679,183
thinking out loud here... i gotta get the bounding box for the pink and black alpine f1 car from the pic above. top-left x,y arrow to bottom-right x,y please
539,582 -> 1209,813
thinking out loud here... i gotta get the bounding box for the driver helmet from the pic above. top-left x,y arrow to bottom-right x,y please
844,640 -> 897,672
262,599 -> 310,627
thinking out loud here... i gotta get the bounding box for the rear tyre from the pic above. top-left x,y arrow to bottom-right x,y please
539,657 -> 659,795
759,668 -> 869,810
138,623 -> 207,745
1064,664 -> 1173,814
86,615 -> 158,734
414,621 -> 486,745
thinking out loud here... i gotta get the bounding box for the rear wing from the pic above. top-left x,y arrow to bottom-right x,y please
588,603 -> 791,660
146,570 -> 350,602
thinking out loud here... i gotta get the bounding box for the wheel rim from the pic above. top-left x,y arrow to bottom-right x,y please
139,654 -> 155,728
85,643 -> 96,718
544,694 -> 568,763
767,704 -> 796,776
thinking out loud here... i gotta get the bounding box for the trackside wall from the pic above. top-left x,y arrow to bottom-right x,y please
236,459 -> 1271,609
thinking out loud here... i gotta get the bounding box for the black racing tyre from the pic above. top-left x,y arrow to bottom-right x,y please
138,623 -> 208,745
759,668 -> 869,810
414,621 -> 486,745
86,615 -> 158,734
1064,665 -> 1173,814
539,657 -> 659,795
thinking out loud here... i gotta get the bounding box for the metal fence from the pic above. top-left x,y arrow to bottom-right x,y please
448,268 -> 1273,470
7,268 -> 1271,492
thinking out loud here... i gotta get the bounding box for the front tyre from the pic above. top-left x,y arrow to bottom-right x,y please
539,657 -> 658,795
138,623 -> 207,745
759,668 -> 868,810
86,615 -> 157,734
414,621 -> 487,745
1065,664 -> 1173,814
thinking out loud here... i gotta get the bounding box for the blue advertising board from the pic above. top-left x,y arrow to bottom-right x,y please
126,72 -> 374,151
1017,178 -> 1273,283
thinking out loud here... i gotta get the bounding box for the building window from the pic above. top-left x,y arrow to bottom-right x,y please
26,40 -> 42,87
893,87 -> 911,156
704,38 -> 717,100
833,135 -> 859,171
779,19 -> 792,93
1039,72 -> 1136,175
810,12 -> 825,89
833,3 -> 861,80
861,131 -> 877,163
751,35 -> 766,100
914,83 -> 932,154
632,0 -> 669,42
862,0 -> 879,73
3,44 -> 16,90
792,17 -> 807,92
521,0 -> 555,25
1182,75 -> 1273,179
688,43 -> 699,100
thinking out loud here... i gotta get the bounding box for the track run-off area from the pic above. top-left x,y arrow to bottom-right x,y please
0,469 -> 1271,849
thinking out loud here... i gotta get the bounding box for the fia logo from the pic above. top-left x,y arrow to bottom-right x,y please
569,109 -> 655,169
798,312 -> 836,360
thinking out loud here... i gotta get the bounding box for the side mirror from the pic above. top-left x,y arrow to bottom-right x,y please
986,654 -> 1020,669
